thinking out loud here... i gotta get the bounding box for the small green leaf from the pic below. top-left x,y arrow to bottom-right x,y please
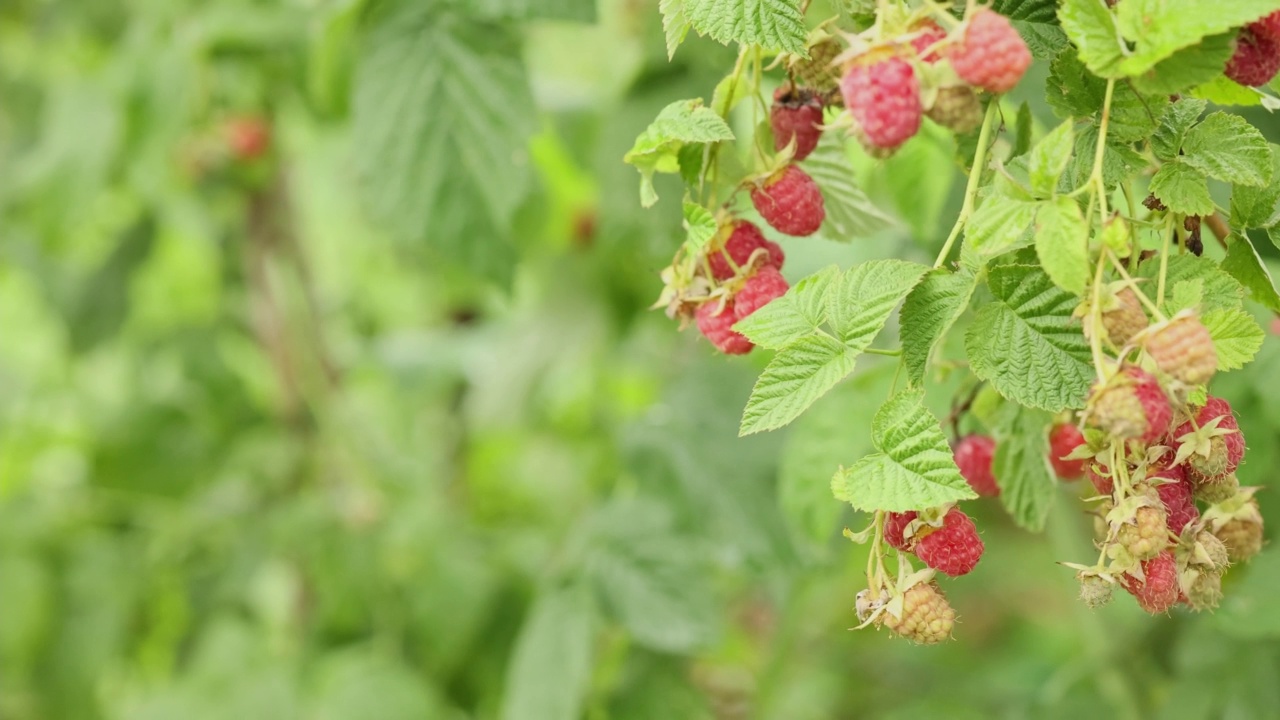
830,389 -> 977,512
734,265 -> 840,349
1130,32 -> 1236,95
659,0 -> 691,59
1011,102 -> 1034,160
1168,279 -> 1205,315
1149,161 -> 1214,217
1030,121 -> 1075,196
624,99 -> 734,207
825,260 -> 930,347
1203,307 -> 1264,371
1231,145 -> 1280,228
681,202 -> 717,253
1181,112 -> 1273,187
802,134 -> 897,241
681,0 -> 807,53
992,0 -> 1069,59
1138,252 -> 1246,312
991,404 -> 1056,531
965,264 -> 1094,411
963,194 -> 1040,264
1191,75 -> 1265,106
1034,197 -> 1089,295
1221,236 -> 1280,314
900,269 -> 979,386
1058,0 -> 1125,77
501,583 -> 595,720
1152,97 -> 1209,162
739,334 -> 859,435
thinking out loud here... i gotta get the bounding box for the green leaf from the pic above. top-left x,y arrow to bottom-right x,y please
1152,97 -> 1208,162
802,134 -> 897,240
1011,102 -> 1034,160
900,269 -> 979,386
1138,253 -> 1245,313
825,260 -> 930,347
679,0 -> 807,53
1222,236 -> 1280,314
1203,307 -> 1264,371
1114,0 -> 1280,77
831,389 -> 977,512
1149,161 -> 1214,217
1180,112 -> 1273,187
1231,145 -> 1280,228
739,334 -> 860,435
734,265 -> 840,349
1130,32 -> 1235,95
624,99 -> 735,207
1045,48 -> 1169,142
1058,0 -> 1125,77
501,583 -> 595,720
963,194 -> 1040,264
1168,279 -> 1205,315
991,405 -> 1056,531
965,264 -> 1095,411
1030,122 -> 1075,196
1035,197 -> 1089,295
682,201 -> 717,253
659,0 -> 691,59
1191,75 -> 1266,106
1068,126 -> 1146,190
991,0 -> 1068,60
353,6 -> 534,281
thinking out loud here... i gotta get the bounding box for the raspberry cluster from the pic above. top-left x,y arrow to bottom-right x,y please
689,220 -> 792,354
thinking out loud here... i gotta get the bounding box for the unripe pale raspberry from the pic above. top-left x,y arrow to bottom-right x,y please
1118,504 -> 1169,560
1120,551 -> 1180,614
1173,396 -> 1244,484
880,582 -> 955,644
954,434 -> 999,497
840,56 -> 922,156
1225,29 -> 1280,87
734,267 -> 790,320
1087,367 -> 1172,444
1102,287 -> 1148,347
771,85 -> 824,161
791,38 -> 842,92
1193,530 -> 1231,570
750,165 -> 825,237
948,10 -> 1032,94
1049,423 -> 1088,480
913,508 -> 985,576
707,221 -> 782,281
909,21 -> 948,63
1078,573 -> 1114,609
695,300 -> 753,355
925,85 -> 984,134
884,511 -> 917,551
1183,568 -> 1223,612
1144,314 -> 1217,386
1196,472 -> 1239,505
1216,511 -> 1264,563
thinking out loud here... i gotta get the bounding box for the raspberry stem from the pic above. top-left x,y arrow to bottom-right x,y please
1088,248 -> 1110,380
933,101 -> 999,268
1090,79 -> 1116,226
1157,214 -> 1173,309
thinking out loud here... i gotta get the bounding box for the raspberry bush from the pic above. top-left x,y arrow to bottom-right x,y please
629,0 -> 1280,643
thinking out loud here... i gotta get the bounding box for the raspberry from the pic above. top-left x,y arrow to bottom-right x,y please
734,267 -> 790,320
1120,551 -> 1180,614
954,435 -> 999,497
695,300 -> 753,355
1196,472 -> 1239,505
750,165 -> 825,237
707,221 -> 782,281
1088,464 -> 1113,495
1215,507 -> 1264,562
1087,367 -> 1171,444
909,21 -> 948,63
771,86 -> 824,161
1225,28 -> 1280,87
1253,11 -> 1280,42
1117,503 -> 1169,560
225,116 -> 271,159
948,9 -> 1032,94
1144,314 -> 1217,386
1183,569 -> 1223,612
1192,530 -> 1231,570
1049,424 -> 1088,480
1078,573 -> 1114,609
1172,396 -> 1244,483
1101,287 -> 1148,347
839,56 -> 922,156
1153,464 -> 1198,534
913,508 -> 985,577
791,38 -> 842,92
880,582 -> 955,644
884,511 -> 917,551
925,85 -> 984,134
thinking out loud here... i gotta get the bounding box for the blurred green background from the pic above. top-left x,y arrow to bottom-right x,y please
4,1 -> 1280,718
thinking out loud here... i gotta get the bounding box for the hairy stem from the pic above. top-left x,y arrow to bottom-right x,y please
933,101 -> 1000,268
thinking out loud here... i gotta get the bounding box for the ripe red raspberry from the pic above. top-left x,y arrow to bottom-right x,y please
1253,11 -> 1280,42
1049,424 -> 1088,480
707,221 -> 782,281
909,21 -> 948,63
1086,367 -> 1171,444
954,435 -> 999,497
1153,464 -> 1199,534
913,508 -> 984,577
734,267 -> 790,320
884,511 -> 917,551
770,85 -> 824,161
1226,28 -> 1280,87
1120,551 -> 1180,614
1172,396 -> 1244,483
1102,287 -> 1148,347
925,85 -> 984,134
948,10 -> 1032,94
751,165 -> 825,237
1144,314 -> 1217,386
225,116 -> 271,159
880,581 -> 955,644
839,56 -> 922,156
695,300 -> 753,355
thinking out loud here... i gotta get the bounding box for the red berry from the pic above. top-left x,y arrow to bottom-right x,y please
1049,424 -> 1088,480
1172,396 -> 1245,481
954,435 -> 999,497
1225,29 -> 1280,87
909,21 -> 948,63
1088,464 -> 1113,495
695,300 -> 753,355
1120,551 -> 1180,614
770,86 -> 824,161
1253,11 -> 1280,42
1153,464 -> 1199,534
914,508 -> 985,577
884,511 -> 918,551
750,165 -> 825,237
1087,367 -> 1171,445
949,9 -> 1032,94
707,221 -> 781,280
225,116 -> 271,159
839,56 -> 922,155
734,267 -> 790,320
